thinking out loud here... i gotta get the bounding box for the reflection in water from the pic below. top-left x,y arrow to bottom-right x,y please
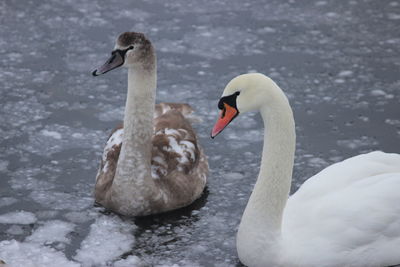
131,189 -> 209,264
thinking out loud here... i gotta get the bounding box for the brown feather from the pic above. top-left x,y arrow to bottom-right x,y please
95,103 -> 208,212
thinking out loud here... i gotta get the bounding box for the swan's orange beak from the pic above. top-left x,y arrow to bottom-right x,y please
211,103 -> 238,138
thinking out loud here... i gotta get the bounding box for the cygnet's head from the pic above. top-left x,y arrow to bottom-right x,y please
211,73 -> 279,138
92,32 -> 155,76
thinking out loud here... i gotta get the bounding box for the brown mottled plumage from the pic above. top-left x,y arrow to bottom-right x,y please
95,103 -> 208,212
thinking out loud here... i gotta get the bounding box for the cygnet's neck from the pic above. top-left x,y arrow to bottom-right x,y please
123,66 -> 156,161
110,64 -> 157,215
237,82 -> 296,265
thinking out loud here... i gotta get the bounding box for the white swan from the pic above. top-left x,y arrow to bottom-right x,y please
92,32 -> 208,216
211,73 -> 400,267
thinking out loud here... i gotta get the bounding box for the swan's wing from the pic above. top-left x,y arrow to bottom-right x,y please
151,107 -> 208,180
282,152 -> 400,266
155,102 -> 202,123
155,102 -> 193,117
289,151 -> 400,200
152,103 -> 208,208
94,125 -> 123,202
96,103 -> 208,183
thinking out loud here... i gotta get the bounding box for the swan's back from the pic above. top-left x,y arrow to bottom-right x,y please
282,151 -> 400,266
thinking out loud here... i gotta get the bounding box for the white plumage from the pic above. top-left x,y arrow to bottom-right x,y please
212,73 -> 400,267
283,151 -> 400,266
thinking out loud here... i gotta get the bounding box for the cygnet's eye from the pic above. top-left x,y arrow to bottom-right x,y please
128,45 -> 134,50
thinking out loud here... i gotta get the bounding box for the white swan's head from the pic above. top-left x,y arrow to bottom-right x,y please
92,32 -> 155,76
211,73 -> 279,138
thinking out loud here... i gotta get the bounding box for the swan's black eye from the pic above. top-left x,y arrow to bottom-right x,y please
218,99 -> 224,110
128,45 -> 134,50
217,91 -> 240,111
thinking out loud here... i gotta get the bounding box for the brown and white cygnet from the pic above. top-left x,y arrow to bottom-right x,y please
92,32 -> 208,216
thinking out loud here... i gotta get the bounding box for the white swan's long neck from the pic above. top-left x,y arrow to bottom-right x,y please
237,85 -> 296,265
110,65 -> 157,214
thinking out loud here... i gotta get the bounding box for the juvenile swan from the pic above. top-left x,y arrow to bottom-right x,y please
92,32 -> 208,216
211,73 -> 400,267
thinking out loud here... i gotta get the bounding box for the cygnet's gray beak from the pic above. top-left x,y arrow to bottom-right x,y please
92,50 -> 125,76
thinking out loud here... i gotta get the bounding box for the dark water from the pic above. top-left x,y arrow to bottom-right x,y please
0,0 -> 399,266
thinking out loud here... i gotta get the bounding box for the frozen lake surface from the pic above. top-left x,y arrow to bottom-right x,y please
1,0 -> 399,266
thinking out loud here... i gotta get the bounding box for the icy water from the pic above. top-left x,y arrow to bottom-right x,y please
0,0 -> 399,266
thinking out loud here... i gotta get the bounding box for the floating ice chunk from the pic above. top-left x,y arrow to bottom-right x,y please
210,155 -> 222,161
257,26 -> 276,34
338,70 -> 353,77
0,160 -> 8,172
98,106 -> 124,122
112,8 -> 150,20
334,78 -> 345,84
74,215 -> 136,266
308,157 -> 328,168
1,97 -> 51,128
370,89 -> 393,99
200,31 -> 212,37
315,1 -> 327,6
358,115 -> 369,122
0,197 -> 18,208
72,133 -> 84,139
7,52 -> 23,63
0,211 -> 37,225
32,71 -> 54,84
29,191 -> 92,211
182,27 -> 259,59
226,129 -> 263,142
6,225 -> 24,235
385,118 -> 400,126
244,151 -> 253,157
64,211 -> 94,223
8,166 -> 59,192
26,220 -> 75,244
0,240 -> 79,267
370,89 -> 387,96
36,210 -> 59,220
23,124 -> 104,156
225,172 -> 244,180
388,13 -> 400,20
10,175 -> 55,191
156,261 -> 200,267
385,38 -> 400,44
326,12 -> 339,18
114,255 -> 141,267
337,136 -> 378,150
386,94 -> 394,99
